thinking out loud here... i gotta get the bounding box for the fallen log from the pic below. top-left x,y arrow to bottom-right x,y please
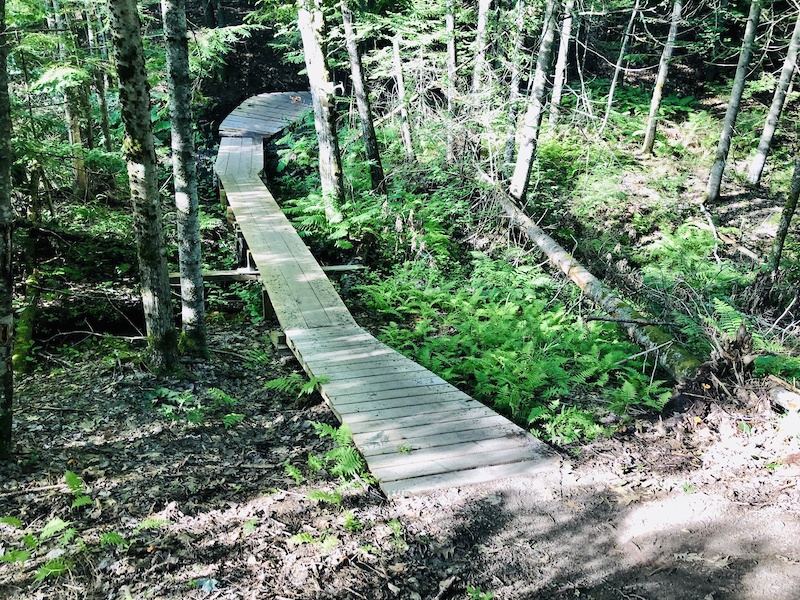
478,170 -> 702,382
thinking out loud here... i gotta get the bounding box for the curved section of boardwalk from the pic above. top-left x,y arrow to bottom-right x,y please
215,92 -> 559,496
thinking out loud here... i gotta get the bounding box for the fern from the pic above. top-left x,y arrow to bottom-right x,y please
99,531 -> 127,548
307,489 -> 343,506
133,518 -> 171,534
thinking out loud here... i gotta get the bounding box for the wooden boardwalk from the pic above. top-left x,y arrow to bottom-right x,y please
215,92 -> 558,496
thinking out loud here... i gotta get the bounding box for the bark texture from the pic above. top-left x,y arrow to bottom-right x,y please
392,35 -> 414,158
508,0 -> 561,201
341,1 -> 385,194
768,156 -> 800,278
0,0 -> 14,458
162,0 -> 207,353
471,0 -> 492,94
446,0 -> 457,161
107,0 -> 177,371
706,0 -> 762,202
298,0 -> 345,221
747,11 -> 800,185
482,172 -> 701,382
502,0 -> 526,176
547,0 -> 575,130
642,0 -> 682,154
599,0 -> 640,135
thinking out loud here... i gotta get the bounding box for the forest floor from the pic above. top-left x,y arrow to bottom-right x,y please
2,315 -> 800,600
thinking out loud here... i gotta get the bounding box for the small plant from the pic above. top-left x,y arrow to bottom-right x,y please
65,470 -> 92,508
467,586 -> 496,600
222,413 -> 245,428
307,489 -> 343,507
284,462 -> 304,485
343,512 -> 363,532
264,373 -> 330,398
311,421 -> 373,482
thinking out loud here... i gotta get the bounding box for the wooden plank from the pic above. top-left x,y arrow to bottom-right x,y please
297,354 -> 420,376
348,405 -> 500,435
371,445 -> 544,483
367,435 -> 534,470
327,382 -> 469,405
330,390 -> 472,414
323,362 -> 430,384
351,415 -> 510,446
322,372 -> 449,396
380,458 -> 558,498
342,398 -> 479,425
360,426 -> 511,456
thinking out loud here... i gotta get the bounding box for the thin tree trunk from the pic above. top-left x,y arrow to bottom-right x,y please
748,11 -> 800,185
298,0 -> 345,222
87,8 -> 113,152
0,0 -> 14,459
107,0 -> 178,371
51,0 -> 88,197
392,35 -> 414,159
481,171 -> 701,382
502,0 -> 526,177
548,0 -> 575,129
508,0 -> 561,201
471,0 -> 492,94
162,0 -> 207,354
768,156 -> 800,278
706,0 -> 762,203
599,0 -> 640,135
446,0 -> 457,162
341,1 -> 385,194
642,0 -> 682,154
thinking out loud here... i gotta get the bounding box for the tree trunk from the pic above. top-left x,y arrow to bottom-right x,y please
50,0 -> 88,198
446,0 -> 457,162
547,0 -> 575,130
706,0 -> 762,203
507,0 -> 561,201
341,1 -> 385,195
162,0 -> 207,355
471,0 -> 492,94
768,156 -> 800,279
107,0 -> 178,371
481,171 -> 701,382
87,8 -> 113,152
748,11 -> 800,185
0,0 -> 14,459
599,0 -> 640,135
502,0 -> 526,177
392,35 -> 415,159
298,0 -> 345,222
642,0 -> 682,154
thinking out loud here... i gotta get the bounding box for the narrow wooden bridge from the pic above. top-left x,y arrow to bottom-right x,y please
214,91 -> 558,496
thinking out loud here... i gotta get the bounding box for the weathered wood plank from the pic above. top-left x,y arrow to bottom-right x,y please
328,383 -> 470,405
371,445 -> 544,483
367,435 -> 534,470
359,426 -> 510,456
342,398 -> 478,425
322,372 -> 450,396
348,405 -> 500,435
331,390 -> 473,416
352,415 -> 511,448
380,459 -> 559,497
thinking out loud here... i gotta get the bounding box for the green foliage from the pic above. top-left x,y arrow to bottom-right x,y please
343,512 -> 363,532
284,462 -> 304,485
148,386 -> 243,428
264,373 -> 329,398
65,470 -> 92,508
359,255 -> 671,442
467,587 -> 496,600
189,25 -> 259,80
307,489 -> 343,507
99,531 -> 128,549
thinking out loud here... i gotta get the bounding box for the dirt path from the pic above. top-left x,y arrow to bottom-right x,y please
1,320 -> 799,599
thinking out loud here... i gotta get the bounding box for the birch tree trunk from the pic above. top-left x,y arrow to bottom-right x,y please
502,0 -> 525,177
642,0 -> 682,154
298,0 -> 345,222
393,35 -> 415,158
481,172 -> 701,382
0,0 -> 14,458
599,0 -> 640,135
107,0 -> 178,371
706,0 -> 762,203
548,0 -> 575,129
446,0 -> 457,162
471,0 -> 492,94
162,0 -> 207,354
768,156 -> 800,279
747,11 -> 800,185
508,0 -> 561,201
341,1 -> 385,194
